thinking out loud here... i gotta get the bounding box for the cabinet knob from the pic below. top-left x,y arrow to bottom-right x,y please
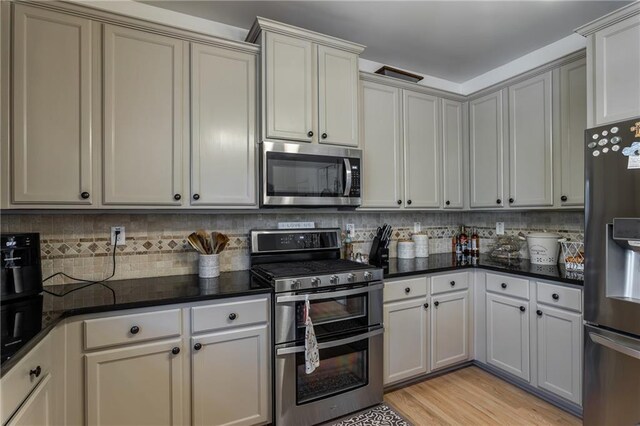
174,194 -> 181,201
445,200 -> 450,206
536,310 -> 543,317
501,283 -> 507,289
171,347 -> 180,355
193,193 -> 200,200
404,287 -> 411,294
450,281 -> 456,287
509,198 -> 514,203
194,343 -> 202,351
552,293 -> 560,300
561,195 -> 568,202
29,366 -> 41,378
407,200 -> 412,205
130,325 -> 140,334
228,312 -> 238,321
434,301 -> 439,307
496,199 -> 502,204
519,306 -> 526,312
397,200 -> 402,205
307,131 -> 314,137
321,133 -> 327,139
424,303 -> 429,309
81,192 -> 90,199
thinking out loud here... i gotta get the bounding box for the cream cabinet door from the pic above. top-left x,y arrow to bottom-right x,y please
317,45 -> 359,147
191,325 -> 270,426
11,5 -> 93,205
486,293 -> 530,381
559,59 -> 587,207
594,15 -> 640,125
403,90 -> 441,209
536,305 -> 582,405
191,43 -> 256,207
85,340 -> 184,425
431,290 -> 469,370
508,72 -> 553,207
265,32 -> 314,142
103,25 -> 185,205
469,91 -> 505,208
6,374 -> 53,426
383,298 -> 429,385
360,81 -> 403,208
442,99 -> 465,209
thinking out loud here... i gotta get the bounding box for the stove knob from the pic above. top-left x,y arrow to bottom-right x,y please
330,275 -> 339,285
311,277 -> 321,287
347,273 -> 356,283
291,279 -> 301,290
363,271 -> 373,281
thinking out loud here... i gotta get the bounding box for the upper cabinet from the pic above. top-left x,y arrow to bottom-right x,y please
577,4 -> 640,126
247,18 -> 364,147
11,5 -> 94,206
442,99 -> 466,209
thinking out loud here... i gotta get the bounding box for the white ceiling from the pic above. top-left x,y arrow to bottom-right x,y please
140,0 -> 629,83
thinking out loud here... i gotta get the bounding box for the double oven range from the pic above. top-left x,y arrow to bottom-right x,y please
250,229 -> 384,425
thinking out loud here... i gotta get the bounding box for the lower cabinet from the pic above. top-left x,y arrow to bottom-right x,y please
486,293 -> 530,381
191,324 -> 270,426
85,339 -> 185,425
536,305 -> 582,404
430,289 -> 470,370
6,374 -> 54,426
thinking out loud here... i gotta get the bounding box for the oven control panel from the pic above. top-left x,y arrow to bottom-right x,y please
251,229 -> 341,253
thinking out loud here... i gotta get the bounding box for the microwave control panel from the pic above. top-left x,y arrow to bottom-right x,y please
349,159 -> 361,197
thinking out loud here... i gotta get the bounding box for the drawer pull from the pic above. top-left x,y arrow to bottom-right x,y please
194,343 -> 202,351
552,293 -> 560,300
404,287 -> 411,294
81,191 -> 90,199
130,326 -> 140,335
29,366 -> 41,378
501,283 -> 507,289
171,347 -> 180,355
434,301 -> 439,307
450,281 -> 456,287
519,306 -> 526,312
536,310 -> 543,316
228,313 -> 237,321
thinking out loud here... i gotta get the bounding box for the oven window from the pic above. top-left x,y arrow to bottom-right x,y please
295,293 -> 368,339
296,335 -> 368,404
266,152 -> 346,197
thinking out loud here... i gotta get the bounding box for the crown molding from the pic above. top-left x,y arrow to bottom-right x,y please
575,1 -> 640,36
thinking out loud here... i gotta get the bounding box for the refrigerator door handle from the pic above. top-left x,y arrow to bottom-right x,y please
589,332 -> 640,360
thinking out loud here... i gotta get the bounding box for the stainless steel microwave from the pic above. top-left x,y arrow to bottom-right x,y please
261,141 -> 362,207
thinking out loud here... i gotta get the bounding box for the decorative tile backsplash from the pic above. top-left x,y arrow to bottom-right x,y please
1,210 -> 583,285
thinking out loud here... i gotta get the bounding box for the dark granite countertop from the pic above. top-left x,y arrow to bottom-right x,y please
382,253 -> 584,286
1,271 -> 272,376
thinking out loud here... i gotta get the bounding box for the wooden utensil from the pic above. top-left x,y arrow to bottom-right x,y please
196,230 -> 212,254
188,232 -> 206,254
211,232 -> 219,254
215,233 -> 229,254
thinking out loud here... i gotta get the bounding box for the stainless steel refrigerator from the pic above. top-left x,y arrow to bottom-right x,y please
584,117 -> 640,425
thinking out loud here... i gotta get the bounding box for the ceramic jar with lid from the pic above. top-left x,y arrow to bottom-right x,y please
397,240 -> 416,259
412,233 -> 429,258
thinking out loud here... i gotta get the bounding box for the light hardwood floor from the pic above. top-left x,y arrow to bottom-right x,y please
385,366 -> 581,425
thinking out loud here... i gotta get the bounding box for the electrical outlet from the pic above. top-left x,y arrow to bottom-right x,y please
111,226 -> 125,246
345,224 -> 355,235
414,222 -> 421,233
496,222 -> 505,236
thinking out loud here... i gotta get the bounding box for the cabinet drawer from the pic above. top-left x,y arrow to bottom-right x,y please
537,282 -> 582,312
486,273 -> 530,300
192,297 -> 269,334
384,277 -> 428,303
1,335 -> 52,425
84,309 -> 182,350
431,272 -> 469,295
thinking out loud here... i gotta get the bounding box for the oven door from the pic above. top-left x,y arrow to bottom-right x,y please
274,281 -> 383,345
275,327 -> 383,426
261,141 -> 361,207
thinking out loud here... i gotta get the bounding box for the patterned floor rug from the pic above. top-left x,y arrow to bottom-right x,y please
330,404 -> 413,426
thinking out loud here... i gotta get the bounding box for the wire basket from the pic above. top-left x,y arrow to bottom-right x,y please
561,241 -> 584,272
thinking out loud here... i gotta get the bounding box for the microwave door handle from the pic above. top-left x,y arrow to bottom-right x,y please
343,158 -> 352,197
276,327 -> 384,356
276,282 -> 383,304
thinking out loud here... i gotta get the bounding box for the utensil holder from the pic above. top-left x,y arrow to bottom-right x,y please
199,254 -> 220,278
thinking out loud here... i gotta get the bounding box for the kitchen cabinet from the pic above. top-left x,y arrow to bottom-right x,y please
536,305 -> 582,405
11,5 -> 94,205
577,4 -> 640,126
6,373 -> 54,426
85,339 -> 185,425
558,59 -> 587,207
250,18 -> 364,146
360,81 -> 403,208
102,24 -> 187,206
190,43 -> 257,207
430,289 -> 470,370
486,293 -> 530,381
508,72 -> 553,207
469,90 -> 506,208
191,325 -> 270,425
442,99 -> 466,209
403,90 -> 441,208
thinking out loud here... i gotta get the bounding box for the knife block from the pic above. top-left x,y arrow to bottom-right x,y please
369,237 -> 389,267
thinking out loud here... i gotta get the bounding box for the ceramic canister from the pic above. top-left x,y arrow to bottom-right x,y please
412,233 -> 429,258
397,240 -> 416,259
199,253 -> 220,278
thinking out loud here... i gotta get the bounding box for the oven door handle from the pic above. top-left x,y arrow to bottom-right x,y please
276,327 -> 384,356
276,282 -> 383,304
343,158 -> 352,197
